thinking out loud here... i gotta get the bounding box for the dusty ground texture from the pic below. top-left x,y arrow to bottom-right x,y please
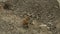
0,0 -> 60,34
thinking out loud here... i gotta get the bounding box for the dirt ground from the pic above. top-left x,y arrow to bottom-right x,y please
0,0 -> 60,34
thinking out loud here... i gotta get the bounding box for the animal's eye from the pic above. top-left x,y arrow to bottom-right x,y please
3,3 -> 10,10
3,2 -> 12,10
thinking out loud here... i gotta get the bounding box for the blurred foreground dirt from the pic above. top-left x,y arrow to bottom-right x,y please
0,0 -> 60,34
